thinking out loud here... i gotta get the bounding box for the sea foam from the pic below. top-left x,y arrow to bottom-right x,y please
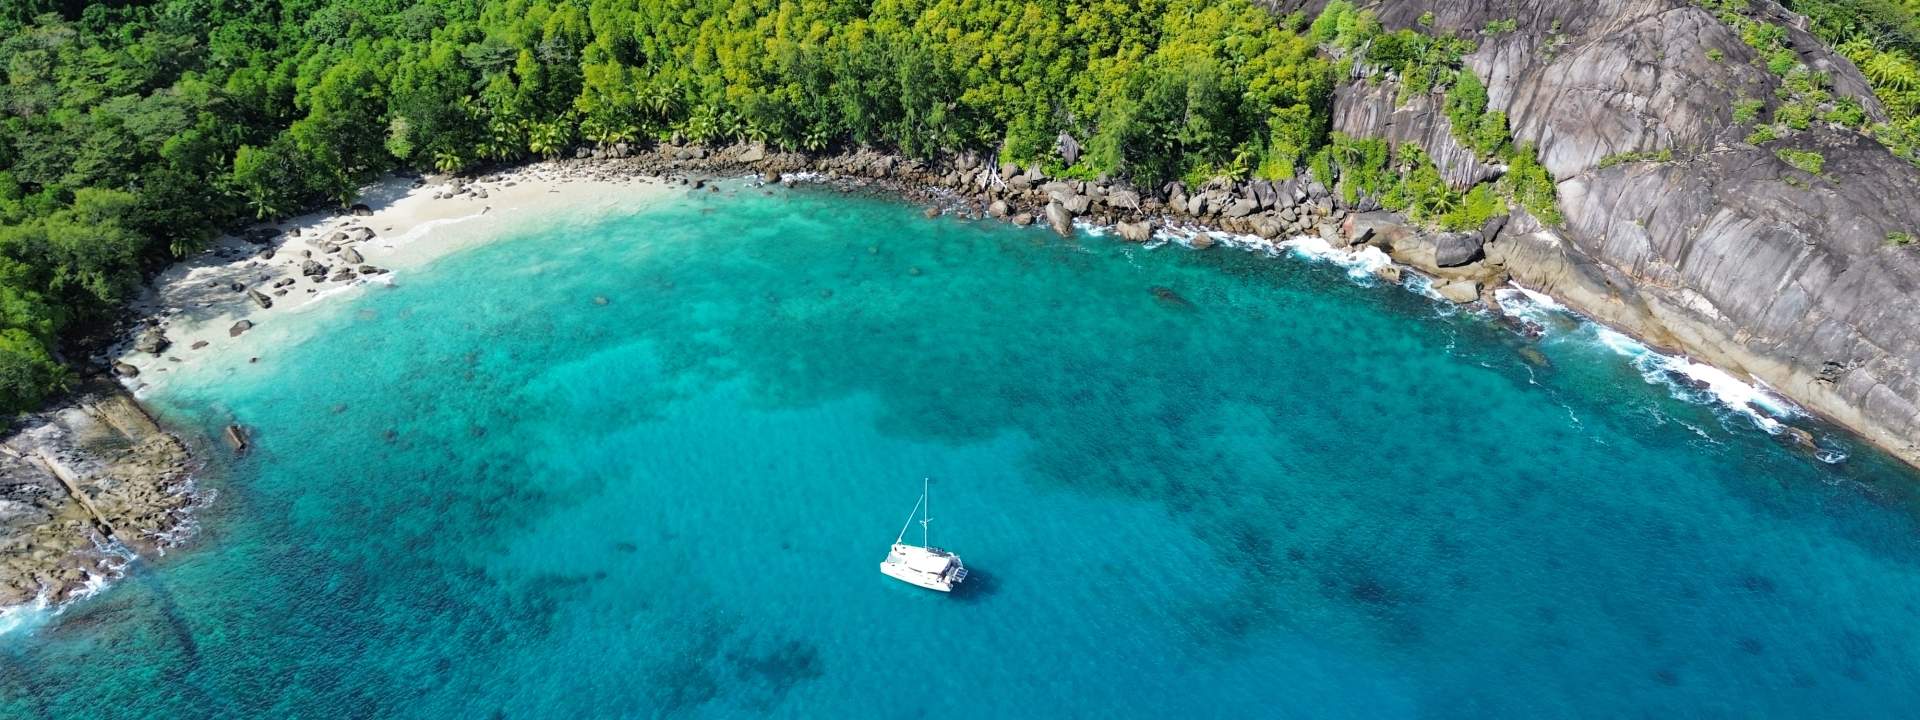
1494,285 -> 1834,457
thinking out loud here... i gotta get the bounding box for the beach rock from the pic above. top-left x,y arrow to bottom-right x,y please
1436,280 -> 1481,304
1251,216 -> 1285,239
229,320 -> 253,337
112,361 -> 139,377
302,260 -> 329,278
988,200 -> 1010,218
1011,213 -> 1034,227
350,203 -> 372,216
1044,202 -> 1074,238
134,329 -> 169,355
341,247 -> 364,265
1056,132 -> 1082,166
1116,221 -> 1154,243
190,340 -> 208,350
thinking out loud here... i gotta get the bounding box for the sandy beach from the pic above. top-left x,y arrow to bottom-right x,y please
112,162 -> 675,393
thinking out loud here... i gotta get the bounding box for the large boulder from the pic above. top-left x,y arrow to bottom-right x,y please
229,320 -> 254,338
248,289 -> 274,309
301,260 -> 328,278
1106,189 -> 1142,211
341,247 -> 365,265
133,329 -> 168,355
1251,215 -> 1286,240
1056,132 -> 1082,166
1436,279 -> 1481,304
1116,221 -> 1154,243
1433,231 -> 1486,267
1044,202 -> 1074,238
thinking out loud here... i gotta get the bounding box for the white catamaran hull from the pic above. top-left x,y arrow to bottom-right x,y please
880,560 -> 956,592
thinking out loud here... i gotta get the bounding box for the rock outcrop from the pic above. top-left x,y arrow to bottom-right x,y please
0,384 -> 195,607
1270,0 -> 1920,466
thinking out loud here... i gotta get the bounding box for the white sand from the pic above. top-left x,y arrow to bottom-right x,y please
115,162 -> 675,392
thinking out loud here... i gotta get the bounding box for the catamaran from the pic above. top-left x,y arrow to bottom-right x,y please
880,478 -> 968,592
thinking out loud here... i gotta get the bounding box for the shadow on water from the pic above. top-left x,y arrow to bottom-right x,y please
948,568 -> 1000,604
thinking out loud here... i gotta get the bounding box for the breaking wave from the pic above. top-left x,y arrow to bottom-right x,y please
1494,285 -> 1845,462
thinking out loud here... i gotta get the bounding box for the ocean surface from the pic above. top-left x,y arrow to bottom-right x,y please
5,181 -> 1920,718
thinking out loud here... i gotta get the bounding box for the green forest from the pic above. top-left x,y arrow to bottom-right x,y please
1,0 -> 1918,414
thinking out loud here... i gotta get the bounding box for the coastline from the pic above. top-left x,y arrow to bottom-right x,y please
111,163 -> 675,395
3,163 -> 672,630
0,140 -> 1887,631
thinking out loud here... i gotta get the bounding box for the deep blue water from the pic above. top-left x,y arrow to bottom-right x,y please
4,182 -> 1920,718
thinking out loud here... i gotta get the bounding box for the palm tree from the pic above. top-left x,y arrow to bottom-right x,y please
434,148 -> 467,174
800,125 -> 830,152
527,120 -> 569,158
638,82 -> 679,122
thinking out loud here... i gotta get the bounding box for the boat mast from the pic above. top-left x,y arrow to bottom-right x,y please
920,477 -> 931,547
895,492 -> 924,545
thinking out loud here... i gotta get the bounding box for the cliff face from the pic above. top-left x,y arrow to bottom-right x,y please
1271,0 -> 1920,466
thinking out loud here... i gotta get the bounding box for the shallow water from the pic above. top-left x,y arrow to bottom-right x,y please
5,182 -> 1920,718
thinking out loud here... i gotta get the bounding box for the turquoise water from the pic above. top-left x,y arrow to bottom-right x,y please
5,182 -> 1920,717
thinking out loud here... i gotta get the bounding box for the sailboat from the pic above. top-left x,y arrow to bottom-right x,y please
879,478 -> 968,592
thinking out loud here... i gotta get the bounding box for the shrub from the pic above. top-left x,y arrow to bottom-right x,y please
0,330 -> 67,414
1776,148 -> 1826,174
1596,149 -> 1675,168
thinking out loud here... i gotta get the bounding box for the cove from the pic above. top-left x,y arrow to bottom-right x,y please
4,181 -> 1919,718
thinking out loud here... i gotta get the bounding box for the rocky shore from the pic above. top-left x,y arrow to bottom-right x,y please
555,139 -> 1862,463
0,381 -> 196,610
